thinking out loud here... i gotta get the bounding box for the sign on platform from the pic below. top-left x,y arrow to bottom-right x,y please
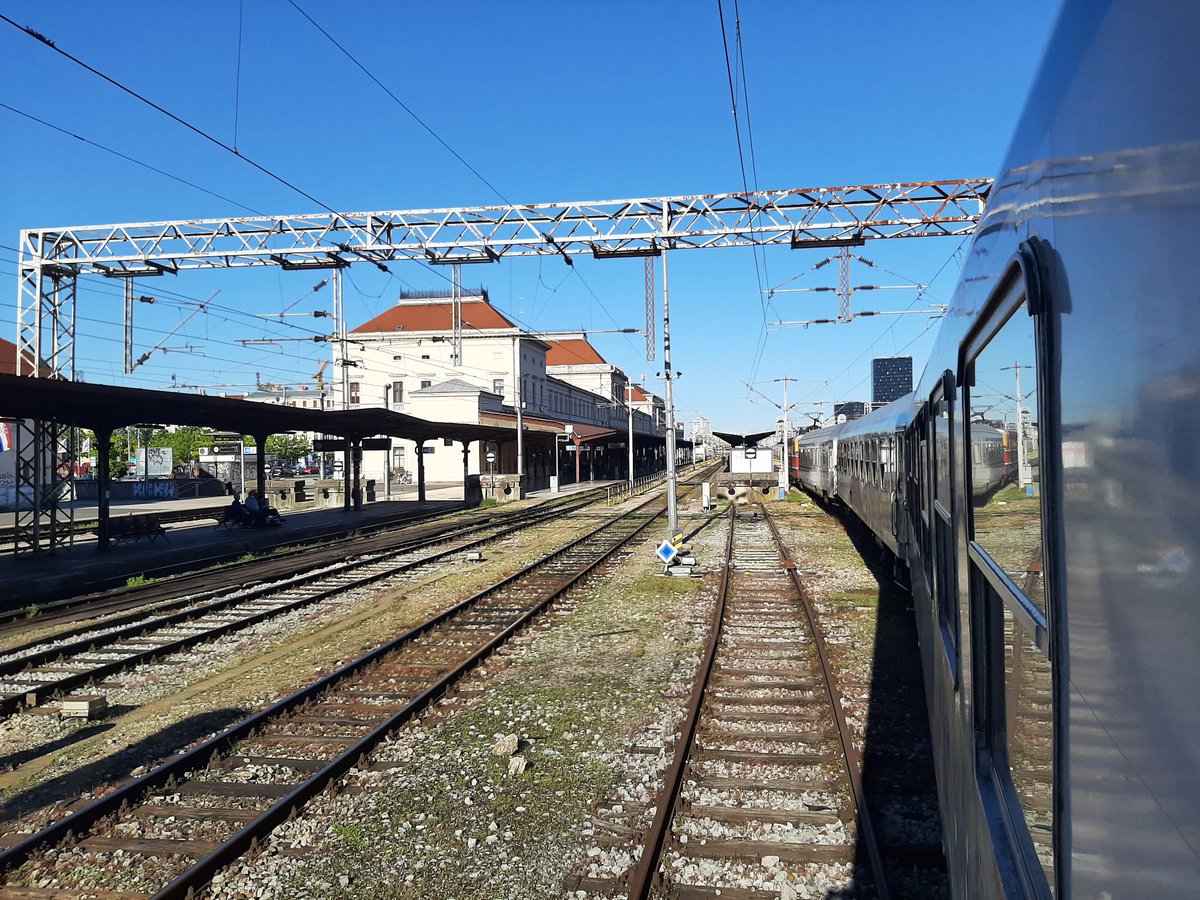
655,541 -> 678,565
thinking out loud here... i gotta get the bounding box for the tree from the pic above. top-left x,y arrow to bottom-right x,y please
265,434 -> 311,464
149,426 -> 211,466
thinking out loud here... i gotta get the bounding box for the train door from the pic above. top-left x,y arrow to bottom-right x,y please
931,372 -> 959,681
828,437 -> 838,497
915,409 -> 933,593
963,250 -> 1056,898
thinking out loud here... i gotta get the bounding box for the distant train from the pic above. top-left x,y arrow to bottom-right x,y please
788,3 -> 1200,896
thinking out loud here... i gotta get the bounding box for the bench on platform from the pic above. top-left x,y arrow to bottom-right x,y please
109,514 -> 168,544
211,509 -> 246,531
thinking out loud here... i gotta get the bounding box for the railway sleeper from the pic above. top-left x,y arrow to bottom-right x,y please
669,835 -> 854,865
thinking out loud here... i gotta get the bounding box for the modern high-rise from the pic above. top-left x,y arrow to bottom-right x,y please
872,356 -> 914,404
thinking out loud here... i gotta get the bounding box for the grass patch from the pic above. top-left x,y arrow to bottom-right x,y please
125,574 -> 166,588
478,498 -> 499,509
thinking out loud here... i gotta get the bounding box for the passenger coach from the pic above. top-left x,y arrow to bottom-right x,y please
790,2 -> 1200,896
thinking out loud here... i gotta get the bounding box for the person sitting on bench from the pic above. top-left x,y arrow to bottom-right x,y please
245,490 -> 283,526
227,494 -> 254,527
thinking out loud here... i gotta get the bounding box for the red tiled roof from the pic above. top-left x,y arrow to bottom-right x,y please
0,338 -> 50,377
352,300 -> 514,334
629,385 -> 650,402
544,338 -> 605,366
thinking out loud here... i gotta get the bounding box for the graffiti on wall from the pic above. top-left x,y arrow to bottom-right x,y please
131,480 -> 177,500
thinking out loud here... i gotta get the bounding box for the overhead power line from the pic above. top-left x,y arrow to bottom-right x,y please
284,0 -> 513,207
0,11 -> 337,213
0,102 -> 263,215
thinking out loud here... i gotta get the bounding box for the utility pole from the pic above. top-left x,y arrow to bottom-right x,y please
512,333 -> 525,499
1002,362 -> 1033,490
743,376 -> 801,498
662,252 -> 679,541
775,375 -> 799,499
627,381 -> 635,491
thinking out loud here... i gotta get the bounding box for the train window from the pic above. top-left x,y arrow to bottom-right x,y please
964,252 -> 1054,898
968,301 -> 1045,618
930,380 -> 958,679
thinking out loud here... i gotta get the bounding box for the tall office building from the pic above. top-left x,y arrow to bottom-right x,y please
872,356 -> 913,404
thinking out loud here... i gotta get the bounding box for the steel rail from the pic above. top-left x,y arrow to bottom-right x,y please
0,466 -> 721,895
0,485 -> 608,636
762,505 -> 891,900
626,503 -> 736,898
0,489 -> 610,716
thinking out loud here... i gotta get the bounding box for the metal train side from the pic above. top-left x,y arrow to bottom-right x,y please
792,4 -> 1200,896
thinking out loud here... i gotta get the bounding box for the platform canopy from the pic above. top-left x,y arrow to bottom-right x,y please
712,429 -> 775,448
0,374 -> 515,445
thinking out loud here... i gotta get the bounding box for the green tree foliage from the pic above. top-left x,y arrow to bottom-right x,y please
265,434 -> 311,464
148,426 -> 211,465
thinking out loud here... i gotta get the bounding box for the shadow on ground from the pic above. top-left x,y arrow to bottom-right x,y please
819,505 -> 950,899
0,706 -> 248,827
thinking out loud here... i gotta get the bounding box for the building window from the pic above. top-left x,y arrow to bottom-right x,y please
421,380 -> 432,389
493,377 -> 504,396
392,381 -> 404,405
349,381 -> 360,405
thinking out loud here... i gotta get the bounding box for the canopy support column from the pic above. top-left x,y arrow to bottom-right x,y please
342,437 -> 353,511
252,433 -> 268,503
416,439 -> 427,503
96,426 -> 112,551
352,439 -> 363,511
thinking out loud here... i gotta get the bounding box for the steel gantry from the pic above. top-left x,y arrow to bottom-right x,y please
10,177 -> 990,553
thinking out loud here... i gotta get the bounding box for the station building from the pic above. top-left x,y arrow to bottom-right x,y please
330,288 -> 680,492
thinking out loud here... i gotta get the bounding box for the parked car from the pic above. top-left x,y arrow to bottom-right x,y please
270,466 -> 295,479
302,464 -> 319,475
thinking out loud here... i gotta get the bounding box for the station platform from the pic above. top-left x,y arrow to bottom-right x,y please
0,478 -> 617,610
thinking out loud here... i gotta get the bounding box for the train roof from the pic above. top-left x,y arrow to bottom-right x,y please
832,393 -> 919,439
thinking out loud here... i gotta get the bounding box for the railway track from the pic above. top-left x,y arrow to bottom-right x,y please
0,467 -> 722,897
0,489 -> 611,718
0,488 -> 607,642
0,489 -> 613,639
580,504 -> 890,900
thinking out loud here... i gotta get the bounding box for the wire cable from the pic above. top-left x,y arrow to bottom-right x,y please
285,0 -> 513,207
0,102 -> 264,215
0,11 -> 338,213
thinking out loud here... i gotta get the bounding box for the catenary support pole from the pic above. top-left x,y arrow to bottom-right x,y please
627,383 -> 635,491
663,251 -> 679,540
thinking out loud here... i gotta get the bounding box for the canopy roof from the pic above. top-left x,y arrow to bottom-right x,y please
0,375 -> 514,444
712,429 -> 775,447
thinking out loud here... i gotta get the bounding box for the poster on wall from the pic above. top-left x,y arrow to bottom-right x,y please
136,446 -> 174,478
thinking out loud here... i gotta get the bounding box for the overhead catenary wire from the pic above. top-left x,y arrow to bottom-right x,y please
0,102 -> 264,215
716,0 -> 772,385
284,0 -> 514,208
0,11 -> 338,214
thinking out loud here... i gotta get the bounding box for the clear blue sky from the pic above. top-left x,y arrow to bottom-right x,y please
0,1 -> 1060,430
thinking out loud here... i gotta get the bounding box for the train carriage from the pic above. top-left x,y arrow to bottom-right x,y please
787,3 -> 1200,896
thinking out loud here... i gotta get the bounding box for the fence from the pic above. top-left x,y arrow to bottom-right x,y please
604,460 -> 705,506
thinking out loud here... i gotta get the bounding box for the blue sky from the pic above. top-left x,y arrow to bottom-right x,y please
0,1 -> 1060,430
